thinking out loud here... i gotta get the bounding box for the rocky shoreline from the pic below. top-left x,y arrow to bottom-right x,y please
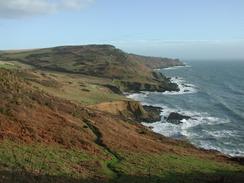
126,67 -> 244,162
135,103 -> 244,164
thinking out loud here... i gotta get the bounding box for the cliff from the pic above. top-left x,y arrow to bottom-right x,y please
89,100 -> 161,122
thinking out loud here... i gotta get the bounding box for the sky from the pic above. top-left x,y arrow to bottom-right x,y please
0,0 -> 244,60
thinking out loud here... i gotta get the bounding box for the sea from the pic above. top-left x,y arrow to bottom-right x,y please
128,60 -> 244,157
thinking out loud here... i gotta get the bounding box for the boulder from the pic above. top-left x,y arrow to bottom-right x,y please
167,112 -> 191,124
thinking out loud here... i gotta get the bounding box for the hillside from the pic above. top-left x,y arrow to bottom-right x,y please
0,45 -> 182,92
0,69 -> 244,183
0,46 -> 243,183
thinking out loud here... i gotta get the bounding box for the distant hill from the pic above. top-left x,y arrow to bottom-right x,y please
0,45 -> 183,92
128,54 -> 183,69
0,45 -> 183,78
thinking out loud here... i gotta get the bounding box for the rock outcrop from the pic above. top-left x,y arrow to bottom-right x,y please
167,112 -> 191,124
114,79 -> 179,93
89,100 -> 161,122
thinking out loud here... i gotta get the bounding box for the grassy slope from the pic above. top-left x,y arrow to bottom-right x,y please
0,69 -> 243,183
0,61 -> 19,69
0,44 -> 178,105
21,70 -> 126,105
0,47 -> 243,182
0,60 -> 126,105
0,45 -> 152,81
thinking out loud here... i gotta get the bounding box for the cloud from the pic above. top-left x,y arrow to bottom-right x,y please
0,0 -> 94,18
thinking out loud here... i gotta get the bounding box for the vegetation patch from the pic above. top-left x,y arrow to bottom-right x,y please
0,140 -> 113,180
0,61 -> 18,69
112,152 -> 244,183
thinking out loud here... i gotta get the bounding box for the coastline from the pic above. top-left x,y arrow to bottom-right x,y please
1,46 -> 244,181
126,65 -> 243,159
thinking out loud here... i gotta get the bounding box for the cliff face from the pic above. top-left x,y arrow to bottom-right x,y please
114,79 -> 179,92
89,100 -> 161,122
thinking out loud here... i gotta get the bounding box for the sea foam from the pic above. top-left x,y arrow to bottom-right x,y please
163,77 -> 198,95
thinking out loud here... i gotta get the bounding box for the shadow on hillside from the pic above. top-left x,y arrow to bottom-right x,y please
0,169 -> 244,183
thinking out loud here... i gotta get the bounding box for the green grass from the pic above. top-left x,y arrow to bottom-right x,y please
0,48 -> 52,60
0,61 -> 125,106
112,152 -> 244,183
0,60 -> 33,70
33,80 -> 125,105
0,61 -> 18,69
29,71 -> 125,106
115,153 -> 242,174
0,140 -> 114,179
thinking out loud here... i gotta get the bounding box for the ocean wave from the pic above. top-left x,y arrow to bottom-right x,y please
142,105 -> 231,138
132,95 -> 240,156
202,129 -> 240,139
141,105 -> 244,156
163,77 -> 198,95
161,64 -> 191,71
223,81 -> 244,96
214,100 -> 244,122
126,93 -> 150,105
